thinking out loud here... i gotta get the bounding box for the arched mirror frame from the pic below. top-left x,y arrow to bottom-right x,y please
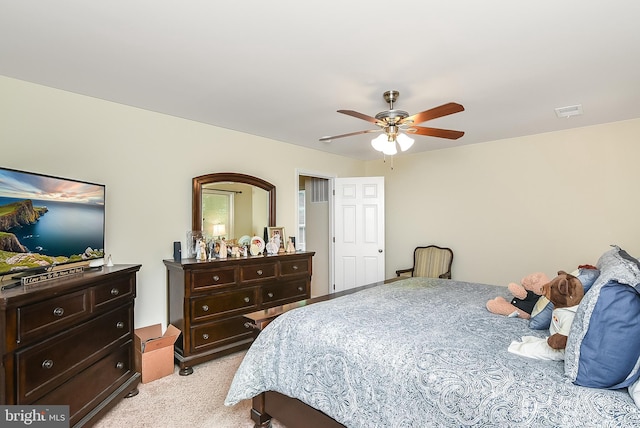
192,172 -> 276,233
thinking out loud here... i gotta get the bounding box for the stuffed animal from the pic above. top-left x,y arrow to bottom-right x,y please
486,272 -> 550,319
508,270 -> 584,360
542,270 -> 585,350
528,264 -> 598,330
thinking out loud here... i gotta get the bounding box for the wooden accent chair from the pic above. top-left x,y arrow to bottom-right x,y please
395,245 -> 454,279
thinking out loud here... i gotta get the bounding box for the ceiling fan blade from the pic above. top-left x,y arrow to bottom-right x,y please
319,129 -> 381,142
402,102 -> 465,125
320,129 -> 382,143
338,110 -> 380,125
406,126 -> 465,140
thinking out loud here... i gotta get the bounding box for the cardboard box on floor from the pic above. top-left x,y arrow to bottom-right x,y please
134,324 -> 180,383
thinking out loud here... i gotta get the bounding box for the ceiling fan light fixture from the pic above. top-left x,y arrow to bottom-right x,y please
371,133 -> 388,152
396,133 -> 414,151
382,140 -> 397,156
372,134 -> 397,155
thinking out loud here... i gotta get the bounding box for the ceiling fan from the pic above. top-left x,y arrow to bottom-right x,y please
319,90 -> 465,155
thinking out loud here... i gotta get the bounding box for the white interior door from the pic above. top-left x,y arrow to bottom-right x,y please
333,176 -> 385,292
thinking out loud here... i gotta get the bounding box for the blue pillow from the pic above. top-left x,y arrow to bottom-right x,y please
577,268 -> 600,293
528,300 -> 553,330
528,268 -> 600,330
566,246 -> 640,387
574,279 -> 640,388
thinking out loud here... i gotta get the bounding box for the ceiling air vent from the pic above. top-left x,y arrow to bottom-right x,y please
555,104 -> 583,118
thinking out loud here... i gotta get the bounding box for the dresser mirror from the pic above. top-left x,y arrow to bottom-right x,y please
192,173 -> 276,242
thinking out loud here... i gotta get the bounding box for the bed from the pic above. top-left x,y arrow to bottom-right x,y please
225,247 -> 640,427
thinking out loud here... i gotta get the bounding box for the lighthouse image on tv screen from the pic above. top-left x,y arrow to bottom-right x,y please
0,167 -> 105,276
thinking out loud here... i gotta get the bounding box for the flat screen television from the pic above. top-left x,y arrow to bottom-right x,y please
0,167 -> 105,278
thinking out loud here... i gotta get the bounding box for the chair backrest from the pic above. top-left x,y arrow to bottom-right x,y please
413,246 -> 453,278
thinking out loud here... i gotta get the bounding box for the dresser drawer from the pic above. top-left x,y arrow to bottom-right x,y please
16,304 -> 132,403
280,258 -> 310,277
190,267 -> 237,291
191,316 -> 254,352
191,288 -> 259,323
262,279 -> 308,307
36,340 -> 134,426
240,263 -> 276,283
17,289 -> 90,343
93,277 -> 134,309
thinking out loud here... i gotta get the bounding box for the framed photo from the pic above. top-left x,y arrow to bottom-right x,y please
187,230 -> 204,258
267,227 -> 286,253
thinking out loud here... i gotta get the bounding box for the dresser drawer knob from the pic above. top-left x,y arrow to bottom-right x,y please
298,286 -> 304,292
292,265 -> 299,270
42,359 -> 54,369
244,297 -> 250,303
111,288 -> 120,296
202,333 -> 209,340
202,304 -> 209,311
257,269 -> 263,275
53,307 -> 64,317
267,292 -> 274,298
116,321 -> 125,329
212,275 -> 220,282
116,362 -> 124,369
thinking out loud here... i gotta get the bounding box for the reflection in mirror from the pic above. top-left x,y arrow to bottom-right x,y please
192,173 -> 275,243
201,182 -> 268,239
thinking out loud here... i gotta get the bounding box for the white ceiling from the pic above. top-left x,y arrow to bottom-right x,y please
1,1 -> 639,160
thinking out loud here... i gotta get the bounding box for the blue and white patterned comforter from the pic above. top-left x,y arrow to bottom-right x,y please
225,278 -> 640,427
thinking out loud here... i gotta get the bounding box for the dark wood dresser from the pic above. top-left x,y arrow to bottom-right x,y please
0,264 -> 141,427
164,251 -> 314,374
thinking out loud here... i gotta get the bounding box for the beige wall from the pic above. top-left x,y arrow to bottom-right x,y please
366,118 -> 640,286
0,76 -> 365,328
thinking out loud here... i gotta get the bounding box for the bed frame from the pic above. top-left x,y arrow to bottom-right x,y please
252,391 -> 344,428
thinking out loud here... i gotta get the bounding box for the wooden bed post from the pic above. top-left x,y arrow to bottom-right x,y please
251,393 -> 273,428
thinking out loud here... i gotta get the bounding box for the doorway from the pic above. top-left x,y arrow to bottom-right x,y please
297,171 -> 332,297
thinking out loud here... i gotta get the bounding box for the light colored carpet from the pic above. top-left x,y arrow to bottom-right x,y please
95,351 -> 285,428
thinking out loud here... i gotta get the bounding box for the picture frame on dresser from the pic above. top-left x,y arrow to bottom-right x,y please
267,227 -> 286,252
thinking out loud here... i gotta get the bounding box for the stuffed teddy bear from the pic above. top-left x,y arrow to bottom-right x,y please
507,270 -> 584,360
486,272 -> 550,319
528,264 -> 598,329
542,270 -> 585,350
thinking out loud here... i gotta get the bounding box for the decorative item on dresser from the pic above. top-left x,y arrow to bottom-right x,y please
0,264 -> 142,428
164,251 -> 314,375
